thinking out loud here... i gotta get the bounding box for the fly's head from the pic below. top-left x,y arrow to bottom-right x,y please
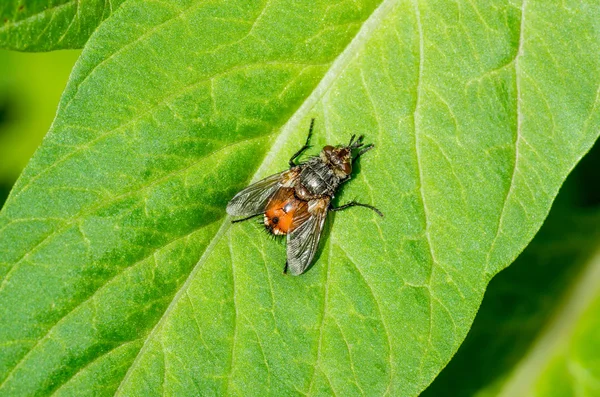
320,135 -> 373,178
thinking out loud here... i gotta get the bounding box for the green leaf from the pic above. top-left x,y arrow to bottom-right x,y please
422,142 -> 600,396
429,215 -> 600,397
0,0 -> 125,51
0,0 -> 599,396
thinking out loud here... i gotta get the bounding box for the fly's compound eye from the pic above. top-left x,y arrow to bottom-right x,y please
338,148 -> 350,157
341,161 -> 352,175
323,145 -> 334,156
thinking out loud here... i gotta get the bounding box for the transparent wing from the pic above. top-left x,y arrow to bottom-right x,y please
226,172 -> 285,217
286,198 -> 330,275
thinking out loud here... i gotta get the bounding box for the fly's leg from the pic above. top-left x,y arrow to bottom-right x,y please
353,144 -> 374,163
283,261 -> 289,274
231,213 -> 262,224
289,118 -> 315,167
330,201 -> 384,217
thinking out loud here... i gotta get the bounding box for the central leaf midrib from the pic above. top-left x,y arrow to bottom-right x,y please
115,0 -> 399,393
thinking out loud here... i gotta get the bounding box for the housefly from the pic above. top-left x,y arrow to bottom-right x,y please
226,119 -> 383,275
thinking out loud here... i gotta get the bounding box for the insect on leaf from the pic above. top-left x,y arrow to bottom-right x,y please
0,0 -> 600,396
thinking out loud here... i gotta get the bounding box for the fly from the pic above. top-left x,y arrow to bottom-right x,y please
226,119 -> 383,275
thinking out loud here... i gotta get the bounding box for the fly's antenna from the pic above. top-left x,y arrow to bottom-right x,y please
349,135 -> 365,150
348,135 -> 371,162
351,140 -> 374,162
348,134 -> 357,147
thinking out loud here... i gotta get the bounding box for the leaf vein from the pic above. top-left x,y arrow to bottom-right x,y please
110,0 -> 400,392
411,0 -> 439,382
485,0 -> 527,273
55,0 -> 80,45
0,0 -> 76,34
9,60 -> 322,205
0,222 -> 215,390
331,317 -> 365,396
225,232 -> 239,396
59,1 -> 199,113
337,241 -> 393,396
0,134 -> 267,295
307,241 -> 332,396
49,339 -> 142,396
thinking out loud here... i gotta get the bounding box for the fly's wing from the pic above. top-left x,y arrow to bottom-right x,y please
286,198 -> 330,275
226,172 -> 284,217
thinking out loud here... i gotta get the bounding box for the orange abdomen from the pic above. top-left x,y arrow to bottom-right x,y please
264,188 -> 308,235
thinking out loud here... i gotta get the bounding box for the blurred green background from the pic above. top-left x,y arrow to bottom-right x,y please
0,49 -> 80,208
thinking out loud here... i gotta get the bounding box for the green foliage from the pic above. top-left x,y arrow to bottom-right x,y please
0,0 -> 124,51
424,142 -> 600,396
0,0 -> 600,396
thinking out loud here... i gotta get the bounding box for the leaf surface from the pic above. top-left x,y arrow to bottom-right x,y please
1,0 -> 600,396
423,143 -> 600,396
0,0 -> 125,51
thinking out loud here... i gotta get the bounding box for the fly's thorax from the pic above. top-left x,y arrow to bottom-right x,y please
295,184 -> 313,201
298,158 -> 340,198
